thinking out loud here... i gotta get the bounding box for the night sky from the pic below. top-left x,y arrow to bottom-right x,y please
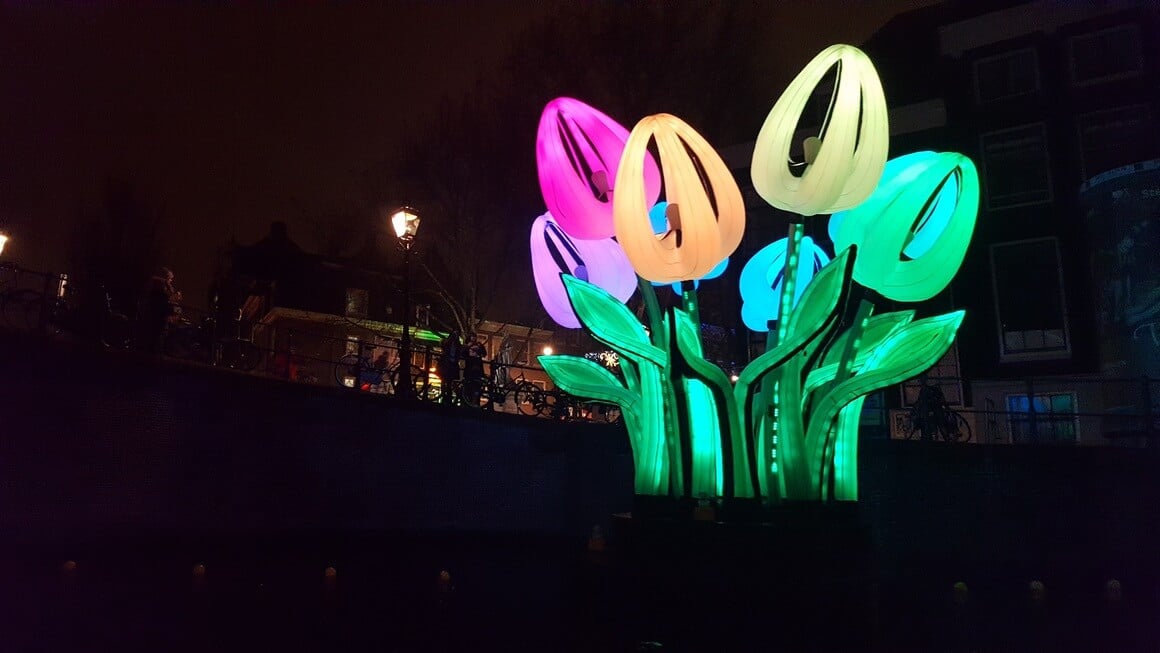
0,1 -> 937,312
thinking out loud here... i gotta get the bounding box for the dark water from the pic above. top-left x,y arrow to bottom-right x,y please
1,531 -> 1156,652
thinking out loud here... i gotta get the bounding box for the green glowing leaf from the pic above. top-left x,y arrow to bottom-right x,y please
805,310 -> 915,395
539,355 -> 636,413
563,274 -> 666,367
786,246 -> 852,341
805,310 -> 966,492
673,308 -> 754,498
831,396 -> 864,501
821,309 -> 914,368
735,248 -> 853,390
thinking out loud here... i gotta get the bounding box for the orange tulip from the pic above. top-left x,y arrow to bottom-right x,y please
613,114 -> 745,283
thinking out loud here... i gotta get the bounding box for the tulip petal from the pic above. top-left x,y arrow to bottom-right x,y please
536,97 -> 661,240
830,151 -> 979,302
739,236 -> 831,332
751,44 -> 889,216
614,114 -> 746,283
646,201 -> 731,293
530,212 -> 637,328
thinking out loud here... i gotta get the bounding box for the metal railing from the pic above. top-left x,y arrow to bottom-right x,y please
3,264 -> 1158,440
896,374 -> 1159,446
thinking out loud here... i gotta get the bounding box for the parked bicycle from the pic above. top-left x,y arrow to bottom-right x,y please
0,264 -> 75,334
163,310 -> 262,371
898,384 -> 972,442
333,342 -> 429,397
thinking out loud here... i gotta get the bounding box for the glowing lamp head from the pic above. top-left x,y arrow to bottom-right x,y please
542,345 -> 554,356
0,230 -> 8,257
391,208 -> 421,242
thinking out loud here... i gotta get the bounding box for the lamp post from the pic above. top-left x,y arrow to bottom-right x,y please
391,207 -> 421,399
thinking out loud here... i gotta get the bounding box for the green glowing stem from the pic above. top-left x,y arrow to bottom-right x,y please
635,362 -> 671,495
657,314 -> 685,496
816,299 -> 873,499
672,307 -> 749,498
769,221 -> 807,499
633,278 -> 682,495
680,282 -> 701,342
637,276 -> 664,349
677,282 -> 714,496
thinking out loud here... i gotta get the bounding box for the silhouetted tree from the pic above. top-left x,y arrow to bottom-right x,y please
68,179 -> 166,314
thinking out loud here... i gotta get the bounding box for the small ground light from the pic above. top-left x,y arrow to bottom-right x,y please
542,345 -> 554,356
953,581 -> 969,604
587,525 -> 606,553
730,373 -> 739,382
1029,580 -> 1045,603
1105,578 -> 1122,602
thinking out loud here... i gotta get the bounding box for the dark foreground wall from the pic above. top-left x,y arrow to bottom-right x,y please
2,336 -> 1159,578
0,336 -> 634,536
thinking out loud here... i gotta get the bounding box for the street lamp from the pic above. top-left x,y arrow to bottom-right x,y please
391,207 -> 421,399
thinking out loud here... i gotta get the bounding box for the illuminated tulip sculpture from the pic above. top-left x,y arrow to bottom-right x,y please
532,45 -> 977,505
530,98 -> 656,329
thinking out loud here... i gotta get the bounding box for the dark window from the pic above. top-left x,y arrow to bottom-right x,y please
344,288 -> 368,318
990,238 -> 1070,361
981,124 -> 1052,209
1070,25 -> 1143,86
974,48 -> 1039,104
1077,105 -> 1155,181
1006,393 -> 1078,443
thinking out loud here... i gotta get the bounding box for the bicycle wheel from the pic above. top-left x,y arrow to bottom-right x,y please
895,410 -> 918,440
100,313 -> 132,350
334,353 -> 363,388
538,390 -> 565,419
514,382 -> 541,416
459,377 -> 494,409
942,411 -> 973,443
409,365 -> 432,400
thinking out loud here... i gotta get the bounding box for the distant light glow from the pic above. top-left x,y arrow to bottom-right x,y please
542,345 -> 554,356
0,232 -> 8,257
391,207 -> 421,241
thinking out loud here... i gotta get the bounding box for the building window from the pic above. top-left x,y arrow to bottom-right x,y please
901,344 -> 963,407
990,238 -> 1071,361
415,304 -> 431,328
973,48 -> 1039,104
1005,392 -> 1078,443
344,288 -> 368,318
980,123 -> 1052,209
345,335 -> 360,356
1069,25 -> 1143,86
509,337 -> 529,365
1077,105 -> 1155,182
